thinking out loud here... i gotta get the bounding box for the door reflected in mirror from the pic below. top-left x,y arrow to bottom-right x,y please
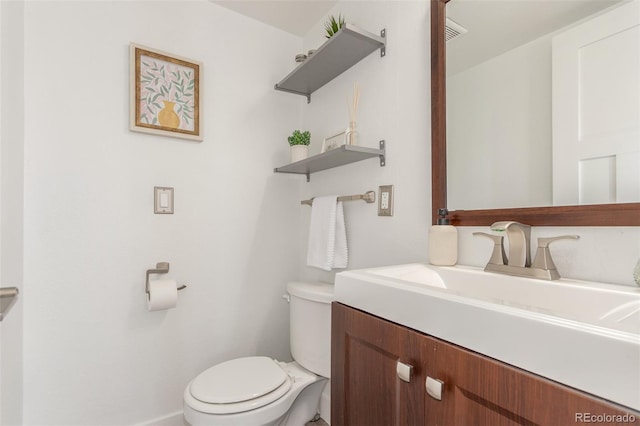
446,0 -> 639,211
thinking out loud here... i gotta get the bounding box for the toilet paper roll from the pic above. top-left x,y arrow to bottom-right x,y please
147,279 -> 178,311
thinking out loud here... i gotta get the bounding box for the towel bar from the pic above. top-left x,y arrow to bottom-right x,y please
301,191 -> 376,206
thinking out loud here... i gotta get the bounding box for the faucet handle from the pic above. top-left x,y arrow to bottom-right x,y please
473,232 -> 508,266
532,235 -> 580,272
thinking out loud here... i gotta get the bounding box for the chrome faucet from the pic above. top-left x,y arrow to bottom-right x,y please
474,221 -> 579,280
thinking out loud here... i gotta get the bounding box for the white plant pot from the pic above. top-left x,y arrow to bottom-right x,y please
290,145 -> 309,163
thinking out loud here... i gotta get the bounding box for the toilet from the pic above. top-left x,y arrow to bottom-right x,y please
183,281 -> 334,426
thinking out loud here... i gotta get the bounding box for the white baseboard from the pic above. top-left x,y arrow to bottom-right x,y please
135,410 -> 186,426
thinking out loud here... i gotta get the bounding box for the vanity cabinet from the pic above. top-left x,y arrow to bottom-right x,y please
331,302 -> 639,425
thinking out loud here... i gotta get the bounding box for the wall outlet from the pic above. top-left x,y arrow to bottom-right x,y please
378,185 -> 393,216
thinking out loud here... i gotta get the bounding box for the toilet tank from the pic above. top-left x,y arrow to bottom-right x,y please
287,282 -> 334,378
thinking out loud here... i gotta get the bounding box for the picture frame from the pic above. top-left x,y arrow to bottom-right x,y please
130,43 -> 203,141
321,130 -> 347,153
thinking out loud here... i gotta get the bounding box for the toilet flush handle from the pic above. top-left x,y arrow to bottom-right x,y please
282,294 -> 290,303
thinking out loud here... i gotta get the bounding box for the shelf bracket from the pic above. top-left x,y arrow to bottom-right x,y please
379,140 -> 386,166
306,172 -> 310,182
274,83 -> 312,104
380,29 -> 386,57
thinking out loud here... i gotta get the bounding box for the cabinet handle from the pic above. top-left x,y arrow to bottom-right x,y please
396,361 -> 414,383
426,376 -> 444,400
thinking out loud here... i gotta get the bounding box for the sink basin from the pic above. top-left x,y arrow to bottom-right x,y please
368,263 -> 640,333
335,263 -> 640,410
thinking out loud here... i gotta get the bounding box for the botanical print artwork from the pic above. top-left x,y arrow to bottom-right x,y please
138,55 -> 195,131
130,44 -> 202,141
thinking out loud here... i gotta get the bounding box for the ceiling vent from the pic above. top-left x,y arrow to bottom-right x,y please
445,17 -> 468,42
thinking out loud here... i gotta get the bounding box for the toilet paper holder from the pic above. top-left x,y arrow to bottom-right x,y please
145,262 -> 187,295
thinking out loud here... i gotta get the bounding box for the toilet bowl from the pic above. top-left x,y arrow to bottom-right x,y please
183,282 -> 334,426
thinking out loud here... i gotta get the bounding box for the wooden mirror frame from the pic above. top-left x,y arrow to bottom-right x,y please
430,0 -> 640,226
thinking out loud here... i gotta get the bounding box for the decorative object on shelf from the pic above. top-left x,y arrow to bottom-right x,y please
130,43 -> 202,141
346,83 -> 360,145
288,130 -> 311,162
308,49 -> 317,57
325,14 -> 346,39
346,122 -> 358,146
295,54 -> 307,63
321,130 -> 347,153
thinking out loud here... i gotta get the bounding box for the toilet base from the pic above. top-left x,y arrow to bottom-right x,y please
184,361 -> 327,426
278,377 -> 326,426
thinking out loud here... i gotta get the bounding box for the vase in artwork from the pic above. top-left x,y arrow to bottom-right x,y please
158,100 -> 180,129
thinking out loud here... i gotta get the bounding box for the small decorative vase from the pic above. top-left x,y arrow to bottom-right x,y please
346,121 -> 359,145
290,145 -> 309,163
158,100 -> 180,129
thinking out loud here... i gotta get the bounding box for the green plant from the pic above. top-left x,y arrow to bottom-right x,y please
324,14 -> 345,39
288,130 -> 311,146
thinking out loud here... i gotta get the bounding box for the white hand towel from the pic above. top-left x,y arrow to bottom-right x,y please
332,202 -> 348,269
307,196 -> 349,271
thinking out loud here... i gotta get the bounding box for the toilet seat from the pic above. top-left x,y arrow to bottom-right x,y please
187,356 -> 293,414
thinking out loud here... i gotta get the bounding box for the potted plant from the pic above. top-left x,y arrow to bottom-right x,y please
288,130 -> 311,162
324,14 -> 346,39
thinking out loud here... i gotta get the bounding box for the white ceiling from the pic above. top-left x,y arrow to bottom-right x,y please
211,0 -> 338,36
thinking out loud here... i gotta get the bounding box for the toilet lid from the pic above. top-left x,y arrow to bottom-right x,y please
190,356 -> 288,405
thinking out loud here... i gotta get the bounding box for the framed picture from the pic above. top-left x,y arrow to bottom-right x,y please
130,43 -> 203,141
321,130 -> 347,153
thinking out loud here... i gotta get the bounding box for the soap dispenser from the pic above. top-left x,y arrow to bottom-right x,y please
429,208 -> 458,266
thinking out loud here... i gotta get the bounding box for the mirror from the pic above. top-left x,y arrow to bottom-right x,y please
430,0 -> 640,226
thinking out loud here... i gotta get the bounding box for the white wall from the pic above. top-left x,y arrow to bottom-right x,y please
0,0 -> 25,424
21,1 -> 302,424
447,35 -> 553,210
298,1 -> 432,284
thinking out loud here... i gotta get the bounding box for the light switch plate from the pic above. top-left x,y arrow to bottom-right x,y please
154,187 -> 174,214
378,185 -> 393,216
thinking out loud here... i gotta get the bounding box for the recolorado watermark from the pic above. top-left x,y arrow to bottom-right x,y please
575,412 -> 636,423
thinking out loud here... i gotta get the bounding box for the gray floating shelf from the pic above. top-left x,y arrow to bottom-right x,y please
274,140 -> 386,182
275,24 -> 386,103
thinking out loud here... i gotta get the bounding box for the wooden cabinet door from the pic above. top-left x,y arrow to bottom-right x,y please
331,302 -> 424,426
332,303 -> 639,426
423,338 -> 639,426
